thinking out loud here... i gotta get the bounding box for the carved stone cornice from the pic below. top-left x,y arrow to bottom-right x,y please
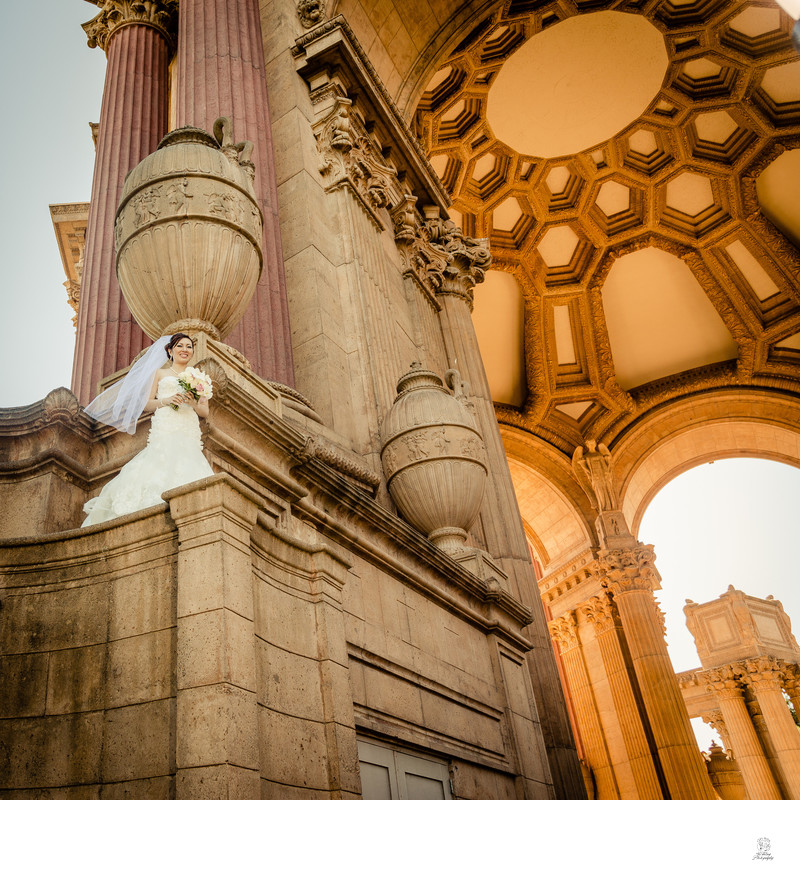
548,612 -> 579,654
594,543 -> 658,596
580,592 -> 618,635
82,0 -> 179,53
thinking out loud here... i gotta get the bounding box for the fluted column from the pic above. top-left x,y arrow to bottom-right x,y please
599,546 -> 717,799
72,1 -> 177,404
581,594 -> 664,799
549,612 -> 619,799
174,0 -> 294,386
699,667 -> 782,799
745,658 -> 800,799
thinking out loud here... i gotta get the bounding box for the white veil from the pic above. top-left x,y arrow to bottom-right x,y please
83,335 -> 171,434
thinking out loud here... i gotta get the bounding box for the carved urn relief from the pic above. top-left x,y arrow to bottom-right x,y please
115,117 -> 263,341
380,363 -> 488,555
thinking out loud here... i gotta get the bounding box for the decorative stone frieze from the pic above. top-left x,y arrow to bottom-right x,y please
82,0 -> 178,53
115,119 -> 263,341
594,544 -> 659,596
380,362 -> 487,554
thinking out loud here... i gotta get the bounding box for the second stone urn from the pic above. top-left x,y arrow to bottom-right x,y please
380,362 -> 488,555
114,117 -> 263,341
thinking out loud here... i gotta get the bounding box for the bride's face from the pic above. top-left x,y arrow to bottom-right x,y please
172,338 -> 194,363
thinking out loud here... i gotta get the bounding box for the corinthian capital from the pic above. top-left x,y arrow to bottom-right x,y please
742,656 -> 787,691
548,612 -> 579,653
82,0 -> 179,53
594,544 -> 658,596
422,212 -> 492,308
696,665 -> 743,700
580,592 -> 617,634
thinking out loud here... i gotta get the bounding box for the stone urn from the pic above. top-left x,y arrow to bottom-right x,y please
114,117 -> 263,341
380,362 -> 487,554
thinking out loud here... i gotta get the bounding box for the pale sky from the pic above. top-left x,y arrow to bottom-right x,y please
0,4 -> 798,848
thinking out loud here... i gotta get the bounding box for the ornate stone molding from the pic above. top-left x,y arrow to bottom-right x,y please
594,543 -> 658,596
82,0 -> 179,53
314,95 -> 398,228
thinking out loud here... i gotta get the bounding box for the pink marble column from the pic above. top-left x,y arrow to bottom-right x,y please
72,4 -> 175,405
175,0 -> 295,386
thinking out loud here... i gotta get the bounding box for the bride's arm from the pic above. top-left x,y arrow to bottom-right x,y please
193,395 -> 210,419
143,371 -> 185,412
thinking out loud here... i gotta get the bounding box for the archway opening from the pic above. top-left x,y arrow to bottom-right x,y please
638,457 -> 800,748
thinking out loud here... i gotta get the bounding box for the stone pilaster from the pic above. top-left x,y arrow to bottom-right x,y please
168,475 -> 261,799
597,546 -> 717,799
744,657 -> 800,799
697,665 -> 782,800
581,593 -> 664,799
174,0 -> 294,386
72,0 -> 177,404
549,612 -> 618,799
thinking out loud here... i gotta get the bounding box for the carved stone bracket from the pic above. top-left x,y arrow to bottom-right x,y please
82,0 -> 179,53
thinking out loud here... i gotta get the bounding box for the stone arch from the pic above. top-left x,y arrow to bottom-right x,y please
612,389 -> 800,536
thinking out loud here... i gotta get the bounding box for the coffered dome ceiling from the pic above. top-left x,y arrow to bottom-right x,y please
414,0 -> 800,454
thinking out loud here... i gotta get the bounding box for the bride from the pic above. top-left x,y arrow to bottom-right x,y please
81,333 -> 214,527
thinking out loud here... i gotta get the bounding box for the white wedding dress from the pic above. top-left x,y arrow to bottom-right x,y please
81,375 -> 214,527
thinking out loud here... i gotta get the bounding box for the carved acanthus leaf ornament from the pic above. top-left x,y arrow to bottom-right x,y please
83,0 -> 179,52
392,201 -> 492,309
548,612 -> 579,653
594,544 -> 658,596
580,592 -> 617,634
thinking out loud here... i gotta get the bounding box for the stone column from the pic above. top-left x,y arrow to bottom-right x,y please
599,546 -> 717,799
549,612 -> 618,799
72,1 -> 177,405
168,475 -> 261,799
581,594 -> 664,799
698,666 -> 782,799
174,0 -> 294,386
745,658 -> 800,799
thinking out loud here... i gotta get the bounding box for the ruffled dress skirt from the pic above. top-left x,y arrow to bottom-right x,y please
81,388 -> 213,527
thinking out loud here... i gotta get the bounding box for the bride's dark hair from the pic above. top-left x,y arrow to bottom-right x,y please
165,332 -> 193,359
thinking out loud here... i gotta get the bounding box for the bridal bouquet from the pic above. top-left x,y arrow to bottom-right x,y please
172,368 -> 214,409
